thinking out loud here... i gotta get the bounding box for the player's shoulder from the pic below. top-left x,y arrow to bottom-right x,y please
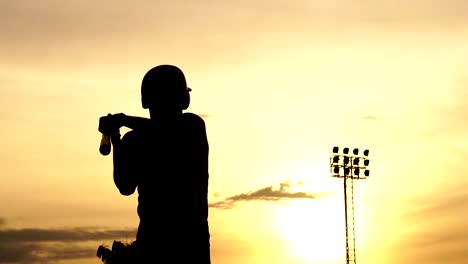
121,129 -> 145,144
182,112 -> 206,126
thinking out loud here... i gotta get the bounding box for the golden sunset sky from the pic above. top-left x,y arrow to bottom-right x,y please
1,1 -> 468,263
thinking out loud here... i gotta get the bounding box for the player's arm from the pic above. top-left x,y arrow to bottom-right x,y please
101,113 -> 151,132
110,131 -> 138,196
99,113 -> 149,195
121,115 -> 151,130
184,113 -> 210,219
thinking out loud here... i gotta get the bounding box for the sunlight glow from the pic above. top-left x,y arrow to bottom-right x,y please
273,197 -> 345,263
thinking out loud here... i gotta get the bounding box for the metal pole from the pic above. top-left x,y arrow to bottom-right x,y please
343,173 -> 350,264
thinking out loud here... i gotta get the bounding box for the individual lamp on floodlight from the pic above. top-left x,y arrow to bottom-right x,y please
333,156 -> 340,164
353,148 -> 359,155
364,149 -> 369,156
354,168 -> 360,176
343,156 -> 350,165
364,170 -> 370,177
353,158 -> 359,166
344,168 -> 350,175
364,159 -> 370,166
333,146 -> 339,153
343,147 -> 349,154
334,166 -> 340,174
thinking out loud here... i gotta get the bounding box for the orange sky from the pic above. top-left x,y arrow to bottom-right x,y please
1,1 -> 468,264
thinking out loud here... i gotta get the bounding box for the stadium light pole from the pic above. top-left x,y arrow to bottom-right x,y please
330,147 -> 370,264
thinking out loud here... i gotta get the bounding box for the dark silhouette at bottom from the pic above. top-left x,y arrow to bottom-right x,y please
96,65 -> 211,263
97,241 -> 138,264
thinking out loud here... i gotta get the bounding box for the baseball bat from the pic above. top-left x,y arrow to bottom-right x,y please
99,134 -> 111,156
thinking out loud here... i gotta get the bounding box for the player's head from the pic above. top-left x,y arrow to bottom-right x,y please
141,64 -> 191,111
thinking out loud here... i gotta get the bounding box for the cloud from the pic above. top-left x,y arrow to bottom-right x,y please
0,242 -> 38,263
410,190 -> 468,220
363,116 -> 377,120
209,180 -> 325,209
0,242 -> 99,264
428,79 -> 468,144
0,217 -> 5,227
392,186 -> 468,263
0,227 -> 136,243
387,75 -> 468,264
0,227 -> 136,264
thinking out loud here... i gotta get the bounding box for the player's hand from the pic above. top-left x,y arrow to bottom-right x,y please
111,113 -> 127,129
98,113 -> 126,135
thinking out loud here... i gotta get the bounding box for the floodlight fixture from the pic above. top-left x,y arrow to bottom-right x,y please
364,159 -> 370,166
354,168 -> 360,176
343,156 -> 350,165
329,146 -> 371,264
333,166 -> 340,174
353,158 -> 359,166
333,156 -> 340,164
